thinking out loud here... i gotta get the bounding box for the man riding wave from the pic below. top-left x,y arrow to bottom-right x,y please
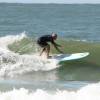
37,32 -> 63,58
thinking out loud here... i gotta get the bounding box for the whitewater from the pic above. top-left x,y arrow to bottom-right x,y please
0,33 -> 61,78
0,82 -> 100,100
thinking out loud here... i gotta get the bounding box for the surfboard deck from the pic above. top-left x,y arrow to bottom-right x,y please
49,52 -> 89,62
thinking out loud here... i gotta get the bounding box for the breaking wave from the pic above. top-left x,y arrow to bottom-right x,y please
0,32 -> 60,77
0,32 -> 100,80
0,82 -> 100,100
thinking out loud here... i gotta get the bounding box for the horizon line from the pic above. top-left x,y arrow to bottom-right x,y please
0,2 -> 100,4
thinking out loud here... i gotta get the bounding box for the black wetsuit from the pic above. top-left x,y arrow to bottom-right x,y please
37,35 -> 54,47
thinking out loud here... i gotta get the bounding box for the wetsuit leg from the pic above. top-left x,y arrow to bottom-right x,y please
37,39 -> 51,58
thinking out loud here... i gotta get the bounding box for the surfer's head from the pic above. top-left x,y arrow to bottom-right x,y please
51,32 -> 57,40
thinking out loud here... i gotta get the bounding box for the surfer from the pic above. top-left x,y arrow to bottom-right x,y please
37,33 -> 64,58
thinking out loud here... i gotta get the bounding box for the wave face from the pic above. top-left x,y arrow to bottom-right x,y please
0,82 -> 100,100
0,33 -> 100,81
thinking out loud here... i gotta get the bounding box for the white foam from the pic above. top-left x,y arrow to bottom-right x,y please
0,32 -> 26,50
0,53 -> 60,77
0,82 -> 100,100
0,33 -> 60,77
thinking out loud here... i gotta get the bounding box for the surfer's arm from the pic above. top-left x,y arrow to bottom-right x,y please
52,42 -> 64,53
53,42 -> 61,47
55,45 -> 64,53
51,40 -> 61,47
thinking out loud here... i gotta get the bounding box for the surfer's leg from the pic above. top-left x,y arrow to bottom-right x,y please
46,44 -> 50,58
40,47 -> 46,56
37,41 -> 47,56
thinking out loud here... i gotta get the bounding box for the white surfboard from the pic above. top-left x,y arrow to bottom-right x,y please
50,52 -> 89,62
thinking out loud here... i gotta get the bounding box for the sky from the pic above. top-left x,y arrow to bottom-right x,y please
0,0 -> 100,3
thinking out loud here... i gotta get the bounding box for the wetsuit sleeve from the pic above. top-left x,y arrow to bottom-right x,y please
51,39 -> 61,47
51,39 -> 63,53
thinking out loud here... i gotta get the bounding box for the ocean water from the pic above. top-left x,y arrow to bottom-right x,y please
0,3 -> 100,100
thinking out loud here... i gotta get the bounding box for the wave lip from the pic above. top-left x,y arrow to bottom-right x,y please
0,32 -> 26,50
